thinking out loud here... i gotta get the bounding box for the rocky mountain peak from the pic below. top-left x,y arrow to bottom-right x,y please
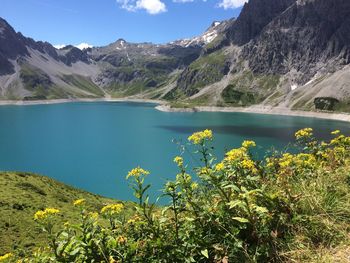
115,38 -> 126,44
0,18 -> 29,74
57,45 -> 89,65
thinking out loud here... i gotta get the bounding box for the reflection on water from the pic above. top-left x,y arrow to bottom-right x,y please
157,124 -> 349,142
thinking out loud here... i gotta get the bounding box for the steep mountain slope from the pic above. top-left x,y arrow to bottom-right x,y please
167,0 -> 350,112
0,17 -> 103,100
1,0 -> 350,112
0,19 -> 28,75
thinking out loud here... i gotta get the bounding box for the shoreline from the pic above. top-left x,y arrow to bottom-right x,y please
155,104 -> 350,123
0,98 -> 349,123
0,98 -> 164,106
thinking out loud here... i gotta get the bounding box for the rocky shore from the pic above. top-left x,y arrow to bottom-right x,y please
155,104 -> 350,123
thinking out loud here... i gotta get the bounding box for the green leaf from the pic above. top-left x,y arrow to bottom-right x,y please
232,217 -> 249,223
69,247 -> 81,256
254,206 -> 269,214
201,249 -> 209,258
223,184 -> 240,192
227,200 -> 244,209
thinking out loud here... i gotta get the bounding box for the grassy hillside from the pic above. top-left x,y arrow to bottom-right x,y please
0,172 -> 123,255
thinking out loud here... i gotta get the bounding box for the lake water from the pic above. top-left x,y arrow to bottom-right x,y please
0,102 -> 349,201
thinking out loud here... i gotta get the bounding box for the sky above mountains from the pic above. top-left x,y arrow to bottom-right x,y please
1,0 -> 244,47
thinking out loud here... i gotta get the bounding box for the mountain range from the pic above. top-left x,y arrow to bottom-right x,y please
1,0 -> 350,112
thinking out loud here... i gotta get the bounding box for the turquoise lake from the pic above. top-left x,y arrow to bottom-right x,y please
0,102 -> 349,201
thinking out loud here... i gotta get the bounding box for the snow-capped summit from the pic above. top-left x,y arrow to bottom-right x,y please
170,20 -> 231,48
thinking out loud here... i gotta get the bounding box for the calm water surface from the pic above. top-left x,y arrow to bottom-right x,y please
0,102 -> 349,201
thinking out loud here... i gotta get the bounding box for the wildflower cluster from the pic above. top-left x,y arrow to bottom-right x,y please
295,127 -> 313,140
221,140 -> 258,175
0,253 -> 13,262
73,198 -> 85,206
34,208 -> 59,221
242,140 -> 256,149
173,156 -> 183,167
11,128 -> 350,263
100,203 -> 124,215
188,129 -> 213,144
127,166 -> 150,178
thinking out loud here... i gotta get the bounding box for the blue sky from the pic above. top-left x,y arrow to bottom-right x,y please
0,0 -> 245,47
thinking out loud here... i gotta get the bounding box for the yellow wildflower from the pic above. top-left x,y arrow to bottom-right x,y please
241,159 -> 257,173
117,235 -> 127,244
73,198 -> 85,206
330,135 -> 345,145
331,130 -> 340,135
127,218 -> 136,224
127,166 -> 150,179
101,204 -> 124,215
173,156 -> 183,167
295,153 -> 316,168
109,255 -> 117,263
279,153 -> 294,168
215,162 -> 225,171
127,215 -> 141,225
191,182 -> 199,190
0,253 -> 13,261
88,212 -> 99,220
199,167 -> 211,175
242,140 -> 256,149
34,208 -> 59,221
188,129 -> 213,144
295,128 -> 313,140
225,147 -> 246,162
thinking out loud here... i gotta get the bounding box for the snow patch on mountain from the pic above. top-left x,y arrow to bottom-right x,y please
53,44 -> 67,49
170,21 -> 222,47
75,43 -> 93,50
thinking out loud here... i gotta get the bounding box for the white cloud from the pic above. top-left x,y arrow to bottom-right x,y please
116,0 -> 166,14
53,44 -> 67,49
136,0 -> 167,14
54,43 -> 93,50
75,43 -> 93,50
218,0 -> 247,9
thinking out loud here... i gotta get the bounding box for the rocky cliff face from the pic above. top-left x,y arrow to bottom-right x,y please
1,0 -> 350,112
168,0 -> 350,112
226,0 -> 296,45
244,0 -> 350,78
